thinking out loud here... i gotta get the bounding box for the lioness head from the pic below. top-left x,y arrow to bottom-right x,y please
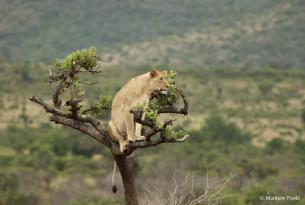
148,70 -> 169,92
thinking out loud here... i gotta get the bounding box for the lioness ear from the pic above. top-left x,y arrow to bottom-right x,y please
150,70 -> 158,78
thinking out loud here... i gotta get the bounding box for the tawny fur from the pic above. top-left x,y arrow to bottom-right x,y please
108,70 -> 169,152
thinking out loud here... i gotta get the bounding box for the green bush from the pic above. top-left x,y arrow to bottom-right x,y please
294,139 -> 305,154
0,173 -> 18,193
0,124 -> 103,158
266,138 -> 285,153
0,124 -> 38,153
0,173 -> 39,205
258,81 -> 273,95
245,183 -> 273,205
301,108 -> 305,124
6,193 -> 39,205
202,115 -> 251,144
57,47 -> 97,70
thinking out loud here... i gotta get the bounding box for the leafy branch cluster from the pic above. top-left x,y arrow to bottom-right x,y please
56,47 -> 98,70
95,95 -> 113,116
50,47 -> 111,118
133,70 -> 188,139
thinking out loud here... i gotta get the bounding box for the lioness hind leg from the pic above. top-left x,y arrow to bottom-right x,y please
124,111 -> 138,142
109,121 -> 128,153
135,109 -> 146,141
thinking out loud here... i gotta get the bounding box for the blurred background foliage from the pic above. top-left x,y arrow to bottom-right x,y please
0,0 -> 304,68
0,0 -> 305,204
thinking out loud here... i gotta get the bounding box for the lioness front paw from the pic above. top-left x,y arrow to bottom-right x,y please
135,135 -> 145,142
128,135 -> 145,142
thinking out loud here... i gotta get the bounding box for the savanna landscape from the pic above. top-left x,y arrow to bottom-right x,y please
0,0 -> 305,205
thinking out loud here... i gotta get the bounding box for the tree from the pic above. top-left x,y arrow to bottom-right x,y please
29,47 -> 189,205
301,108 -> 305,125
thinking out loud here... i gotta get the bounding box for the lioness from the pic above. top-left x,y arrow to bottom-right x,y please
108,70 -> 169,152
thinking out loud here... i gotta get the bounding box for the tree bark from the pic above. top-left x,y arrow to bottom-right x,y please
113,154 -> 139,205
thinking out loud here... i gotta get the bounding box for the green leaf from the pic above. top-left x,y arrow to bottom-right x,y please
57,47 -> 97,70
95,95 -> 113,115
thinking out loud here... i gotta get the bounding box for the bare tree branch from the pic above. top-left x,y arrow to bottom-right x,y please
29,96 -> 113,148
49,115 -> 107,145
29,96 -> 71,118
129,135 -> 189,150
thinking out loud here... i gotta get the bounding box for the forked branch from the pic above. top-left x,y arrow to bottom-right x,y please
128,89 -> 190,152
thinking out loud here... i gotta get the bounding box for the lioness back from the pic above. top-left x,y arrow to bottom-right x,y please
110,73 -> 150,133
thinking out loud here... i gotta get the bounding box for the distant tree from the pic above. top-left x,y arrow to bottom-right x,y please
20,61 -> 32,82
295,139 -> 305,154
258,81 -> 273,96
29,47 -> 189,205
202,115 -> 251,144
266,138 -> 284,153
19,101 -> 31,127
0,94 -> 3,109
301,108 -> 305,125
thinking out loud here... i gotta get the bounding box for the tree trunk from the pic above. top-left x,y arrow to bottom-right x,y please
113,154 -> 139,205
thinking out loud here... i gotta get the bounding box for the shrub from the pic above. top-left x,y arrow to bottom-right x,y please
0,173 -> 39,205
0,173 -> 18,192
301,108 -> 305,124
266,138 -> 285,153
258,81 -> 273,96
202,115 -> 251,144
245,183 -> 272,205
295,139 -> 305,154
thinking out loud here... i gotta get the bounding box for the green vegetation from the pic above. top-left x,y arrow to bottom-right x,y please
1,0 -> 305,68
1,0 -> 305,203
0,0 -> 305,205
1,55 -> 305,205
0,173 -> 39,205
301,108 -> 305,125
57,47 -> 98,70
201,115 -> 251,144
1,114 -> 305,204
